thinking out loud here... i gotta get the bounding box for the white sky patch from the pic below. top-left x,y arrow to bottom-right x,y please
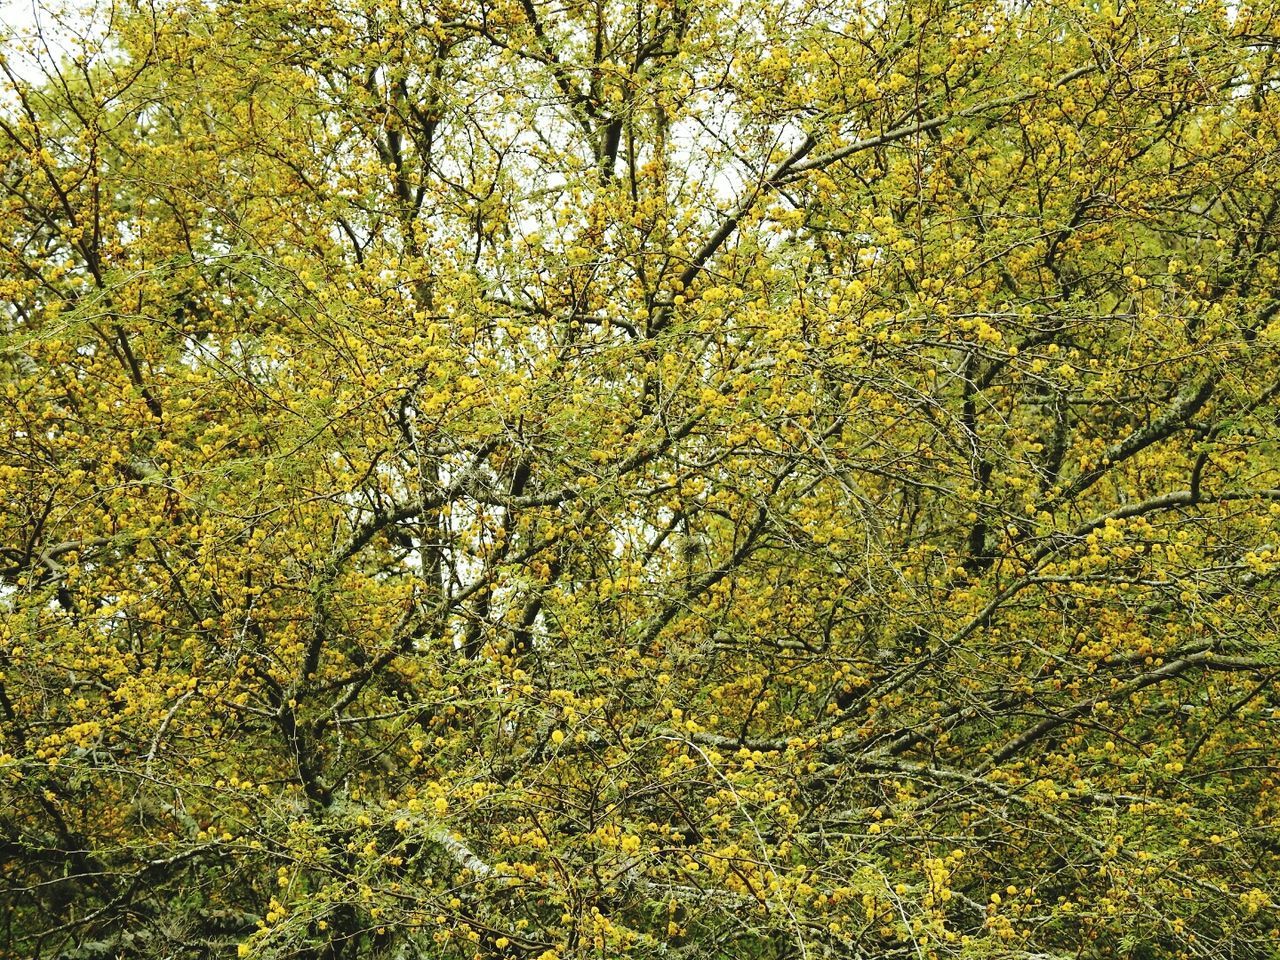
1,0 -> 128,122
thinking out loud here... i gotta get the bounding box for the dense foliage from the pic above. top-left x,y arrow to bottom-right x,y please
3,0 -> 1280,957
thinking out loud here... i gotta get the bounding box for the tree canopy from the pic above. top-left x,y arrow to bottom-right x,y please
2,0 -> 1280,957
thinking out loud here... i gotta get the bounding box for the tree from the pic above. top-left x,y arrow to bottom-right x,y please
2,0 -> 1280,956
